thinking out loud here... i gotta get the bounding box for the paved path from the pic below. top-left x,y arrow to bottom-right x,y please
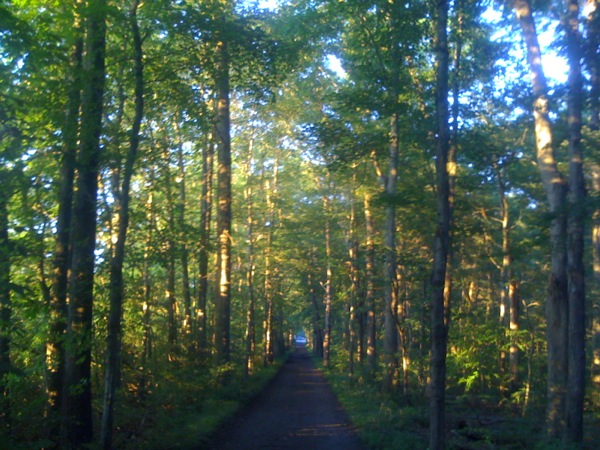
209,346 -> 364,449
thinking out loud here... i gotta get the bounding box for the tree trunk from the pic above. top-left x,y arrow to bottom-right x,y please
61,0 -> 107,444
564,0 -> 586,443
364,194 -> 377,377
140,172 -> 156,392
323,193 -> 333,369
509,279 -> 521,393
100,2 -> 144,446
429,0 -> 450,448
46,24 -> 82,443
512,0 -> 569,439
176,142 -> 193,348
244,135 -> 256,376
214,39 -> 232,366
197,138 -> 214,355
163,151 -> 178,352
382,113 -> 399,393
347,186 -> 359,380
309,272 -> 324,358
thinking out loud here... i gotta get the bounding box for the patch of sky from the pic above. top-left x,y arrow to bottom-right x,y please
325,54 -> 347,79
482,5 -> 568,87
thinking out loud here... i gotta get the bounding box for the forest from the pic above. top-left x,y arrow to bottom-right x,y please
0,0 -> 599,448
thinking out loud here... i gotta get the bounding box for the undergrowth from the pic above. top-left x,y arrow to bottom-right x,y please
318,353 -> 600,450
114,354 -> 287,449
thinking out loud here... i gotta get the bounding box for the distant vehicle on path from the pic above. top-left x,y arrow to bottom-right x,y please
294,335 -> 307,345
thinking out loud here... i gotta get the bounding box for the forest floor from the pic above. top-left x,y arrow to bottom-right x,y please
207,345 -> 365,450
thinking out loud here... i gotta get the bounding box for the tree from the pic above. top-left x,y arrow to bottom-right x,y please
429,0 -> 451,448
100,1 -> 145,447
214,36 -> 233,366
61,0 -> 107,444
511,0 -> 586,442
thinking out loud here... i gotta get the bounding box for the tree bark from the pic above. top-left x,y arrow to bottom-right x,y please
214,39 -> 232,366
61,0 -> 107,444
382,113 -> 399,393
564,0 -> 586,443
197,138 -> 213,355
176,141 -> 193,347
163,150 -> 178,352
364,194 -> 377,377
323,192 -> 333,369
100,2 -> 144,447
513,0 -> 569,439
244,135 -> 256,376
46,22 -> 82,443
429,0 -> 450,448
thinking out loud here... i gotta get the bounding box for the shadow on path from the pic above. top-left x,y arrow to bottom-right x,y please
208,346 -> 364,449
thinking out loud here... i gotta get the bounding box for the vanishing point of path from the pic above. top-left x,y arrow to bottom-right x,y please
209,346 -> 365,450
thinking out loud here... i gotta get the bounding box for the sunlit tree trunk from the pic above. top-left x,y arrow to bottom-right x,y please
214,39 -> 232,366
509,279 -> 521,393
493,159 -> 518,394
429,0 -> 450,448
163,150 -> 178,352
323,192 -> 333,369
564,0 -> 586,443
364,194 -> 377,376
140,172 -> 156,392
176,141 -> 193,347
513,0 -> 569,439
309,272 -> 324,358
46,9 -> 82,440
262,160 -> 278,367
61,0 -> 107,444
100,2 -> 144,446
197,137 -> 213,355
382,113 -> 399,393
347,184 -> 359,380
263,224 -> 274,367
244,135 -> 256,376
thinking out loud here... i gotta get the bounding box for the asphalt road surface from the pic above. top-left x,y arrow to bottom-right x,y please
208,346 -> 365,450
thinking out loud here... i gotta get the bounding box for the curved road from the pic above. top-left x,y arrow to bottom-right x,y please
209,346 -> 364,450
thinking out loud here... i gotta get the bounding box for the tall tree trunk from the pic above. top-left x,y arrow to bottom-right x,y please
347,185 -> 359,380
382,113 -> 400,393
163,151 -> 178,352
46,10 -> 83,441
323,192 -> 333,369
262,157 -> 278,366
429,0 -> 450,448
100,2 -> 144,447
309,272 -> 324,358
564,0 -> 586,443
140,172 -> 156,392
176,142 -> 193,347
61,0 -> 107,444
214,39 -> 232,366
512,0 -> 569,439
509,279 -> 521,393
493,159 -> 518,394
244,135 -> 256,376
364,194 -> 377,376
197,138 -> 214,355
